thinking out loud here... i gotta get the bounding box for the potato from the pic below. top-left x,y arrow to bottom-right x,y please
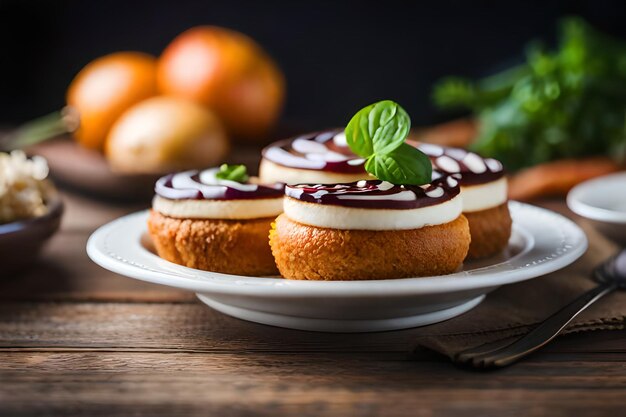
105,96 -> 229,174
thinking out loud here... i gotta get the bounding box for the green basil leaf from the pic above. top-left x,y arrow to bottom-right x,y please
215,164 -> 249,182
345,100 -> 410,157
365,144 -> 432,185
345,104 -> 375,157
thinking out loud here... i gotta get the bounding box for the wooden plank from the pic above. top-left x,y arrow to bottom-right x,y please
57,191 -> 146,232
0,351 -> 624,417
0,301 -> 429,353
0,302 -> 624,355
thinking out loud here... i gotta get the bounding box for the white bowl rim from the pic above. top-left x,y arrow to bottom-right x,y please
567,171 -> 626,224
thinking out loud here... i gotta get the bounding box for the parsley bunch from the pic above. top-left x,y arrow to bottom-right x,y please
433,17 -> 626,171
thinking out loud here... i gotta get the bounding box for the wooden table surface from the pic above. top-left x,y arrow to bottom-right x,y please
1,191 -> 625,417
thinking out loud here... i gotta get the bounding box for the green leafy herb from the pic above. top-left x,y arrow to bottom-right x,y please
364,144 -> 432,185
345,100 -> 411,157
345,100 -> 432,185
432,17 -> 626,171
215,164 -> 249,182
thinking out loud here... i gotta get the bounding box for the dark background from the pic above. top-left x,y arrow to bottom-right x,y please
1,0 -> 625,130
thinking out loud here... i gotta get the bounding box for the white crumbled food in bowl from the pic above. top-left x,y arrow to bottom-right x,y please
0,150 -> 53,224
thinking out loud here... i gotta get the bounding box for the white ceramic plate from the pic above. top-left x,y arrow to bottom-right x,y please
87,202 -> 587,332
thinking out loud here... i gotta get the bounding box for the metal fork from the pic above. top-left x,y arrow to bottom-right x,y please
453,249 -> 626,369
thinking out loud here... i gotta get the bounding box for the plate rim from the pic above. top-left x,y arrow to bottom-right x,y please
87,201 -> 588,297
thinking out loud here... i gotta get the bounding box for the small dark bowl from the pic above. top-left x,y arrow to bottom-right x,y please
0,195 -> 64,275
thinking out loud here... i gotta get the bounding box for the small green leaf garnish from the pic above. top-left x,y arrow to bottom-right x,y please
345,100 -> 410,157
364,144 -> 432,185
215,164 -> 249,182
345,100 -> 432,185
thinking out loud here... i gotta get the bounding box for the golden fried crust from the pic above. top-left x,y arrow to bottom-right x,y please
147,210 -> 278,276
465,203 -> 512,259
270,214 -> 470,280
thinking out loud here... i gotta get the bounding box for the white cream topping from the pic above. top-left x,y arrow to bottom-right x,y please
417,143 -> 444,156
196,168 -> 256,192
153,195 -> 283,220
156,168 -> 284,202
485,158 -> 504,172
417,144 -> 505,180
283,195 -> 463,231
292,138 -> 327,154
265,132 -> 362,170
263,147 -> 327,170
425,187 -> 445,198
460,177 -> 508,212
333,132 -> 348,147
259,159 -> 370,185
462,153 -> 487,174
306,150 -> 349,162
347,158 -> 366,166
314,130 -> 337,142
166,169 -> 235,198
335,189 -> 417,202
445,147 -> 468,160
436,155 -> 461,173
377,181 -> 395,191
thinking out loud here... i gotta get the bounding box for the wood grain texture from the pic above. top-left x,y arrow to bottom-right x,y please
0,191 -> 625,417
0,349 -> 624,417
0,300 -> 624,416
0,191 -> 192,302
1,301 -> 624,353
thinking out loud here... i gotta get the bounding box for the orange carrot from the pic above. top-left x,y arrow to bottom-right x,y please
508,157 -> 623,201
